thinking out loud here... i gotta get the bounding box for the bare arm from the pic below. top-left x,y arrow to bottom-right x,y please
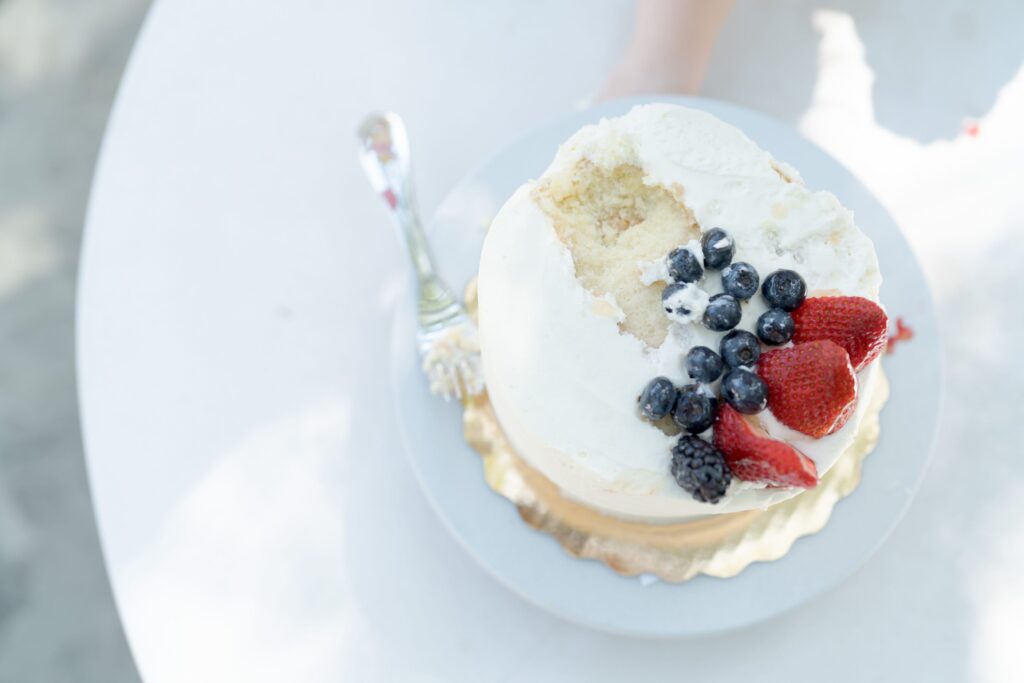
600,0 -> 734,100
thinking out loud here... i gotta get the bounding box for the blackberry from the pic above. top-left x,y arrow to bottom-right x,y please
685,346 -> 724,383
638,377 -> 677,421
667,247 -> 704,283
701,228 -> 734,270
719,329 -> 761,368
671,436 -> 732,504
756,308 -> 795,345
672,384 -> 717,434
761,269 -> 807,311
721,261 -> 760,300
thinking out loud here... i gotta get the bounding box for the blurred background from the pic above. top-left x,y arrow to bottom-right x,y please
1,0 -> 1022,681
1,0 -> 146,680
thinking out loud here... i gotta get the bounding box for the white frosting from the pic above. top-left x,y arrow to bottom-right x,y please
477,104 -> 882,522
709,233 -> 733,253
637,257 -> 670,286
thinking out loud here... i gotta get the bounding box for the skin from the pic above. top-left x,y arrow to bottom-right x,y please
600,0 -> 735,99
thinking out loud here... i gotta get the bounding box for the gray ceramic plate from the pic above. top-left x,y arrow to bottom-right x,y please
390,96 -> 942,637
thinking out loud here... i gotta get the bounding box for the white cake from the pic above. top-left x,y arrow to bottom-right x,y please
476,104 -> 884,523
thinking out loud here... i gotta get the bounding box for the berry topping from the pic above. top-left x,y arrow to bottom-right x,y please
758,340 -> 857,438
638,377 -> 677,421
671,436 -> 732,503
672,384 -> 718,434
761,269 -> 807,311
713,405 -> 818,488
720,261 -> 760,300
719,330 -> 761,368
685,346 -> 724,383
756,308 -> 795,345
702,293 -> 742,331
701,228 -> 735,270
666,246 -> 704,283
886,317 -> 914,353
662,282 -> 709,324
720,367 -> 768,414
791,296 -> 889,371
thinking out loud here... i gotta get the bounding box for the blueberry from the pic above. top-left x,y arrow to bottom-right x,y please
756,308 -> 795,345
701,228 -> 734,270
721,261 -> 759,300
671,436 -> 732,504
702,293 -> 742,331
685,346 -> 724,383
719,330 -> 761,368
761,269 -> 806,311
672,385 -> 718,434
638,377 -> 677,421
720,368 -> 768,414
666,247 -> 703,283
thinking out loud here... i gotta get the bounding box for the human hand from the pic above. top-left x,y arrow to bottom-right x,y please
600,0 -> 734,100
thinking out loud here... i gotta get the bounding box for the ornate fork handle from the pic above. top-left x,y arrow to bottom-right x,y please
355,112 -> 462,330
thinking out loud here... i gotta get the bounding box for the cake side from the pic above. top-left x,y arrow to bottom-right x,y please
477,103 -> 884,522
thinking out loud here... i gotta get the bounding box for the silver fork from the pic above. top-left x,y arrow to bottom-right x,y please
356,112 -> 484,401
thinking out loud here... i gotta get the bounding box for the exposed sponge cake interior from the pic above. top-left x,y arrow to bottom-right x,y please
534,162 -> 698,348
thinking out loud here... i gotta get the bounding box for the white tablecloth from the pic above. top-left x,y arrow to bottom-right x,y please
78,1 -> 1024,680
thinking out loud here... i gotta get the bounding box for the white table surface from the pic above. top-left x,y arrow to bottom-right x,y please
78,1 -> 1024,681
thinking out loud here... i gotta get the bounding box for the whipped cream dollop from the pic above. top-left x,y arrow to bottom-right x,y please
662,282 -> 709,325
477,104 -> 883,522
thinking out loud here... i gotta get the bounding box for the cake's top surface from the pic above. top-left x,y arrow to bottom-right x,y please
476,103 -> 883,522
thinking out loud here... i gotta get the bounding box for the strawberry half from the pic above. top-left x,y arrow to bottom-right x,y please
758,340 -> 858,438
713,404 -> 818,488
791,296 -> 888,371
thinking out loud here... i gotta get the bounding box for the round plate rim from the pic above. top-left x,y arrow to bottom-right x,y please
389,96 -> 943,638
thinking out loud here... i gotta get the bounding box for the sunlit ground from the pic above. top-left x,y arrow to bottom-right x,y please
0,0 -> 148,681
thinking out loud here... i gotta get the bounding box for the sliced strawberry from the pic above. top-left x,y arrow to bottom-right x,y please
713,404 -> 818,488
791,296 -> 888,371
758,340 -> 857,438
